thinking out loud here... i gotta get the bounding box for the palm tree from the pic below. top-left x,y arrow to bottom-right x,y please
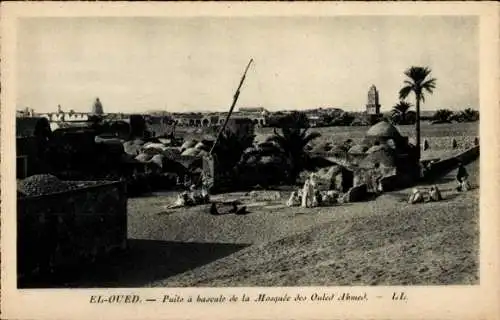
260,114 -> 321,184
391,101 -> 413,125
399,66 -> 437,160
212,129 -> 255,173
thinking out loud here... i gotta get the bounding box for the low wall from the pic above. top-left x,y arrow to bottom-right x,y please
17,181 -> 128,280
379,173 -> 414,192
424,146 -> 479,180
378,147 -> 479,190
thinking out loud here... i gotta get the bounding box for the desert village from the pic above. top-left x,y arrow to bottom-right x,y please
16,62 -> 480,287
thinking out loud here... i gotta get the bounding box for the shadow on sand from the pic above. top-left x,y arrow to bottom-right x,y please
18,239 -> 250,288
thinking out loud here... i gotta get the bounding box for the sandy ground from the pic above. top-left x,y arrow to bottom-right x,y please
25,160 -> 477,288
125,160 -> 478,287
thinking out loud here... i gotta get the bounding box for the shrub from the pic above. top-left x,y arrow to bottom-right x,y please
432,109 -> 453,124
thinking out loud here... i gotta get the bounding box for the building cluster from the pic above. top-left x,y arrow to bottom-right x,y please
171,107 -> 269,128
16,85 -> 384,128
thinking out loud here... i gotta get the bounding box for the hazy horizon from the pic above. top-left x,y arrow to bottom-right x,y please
17,16 -> 479,114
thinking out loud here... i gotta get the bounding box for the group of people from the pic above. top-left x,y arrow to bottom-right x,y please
408,185 -> 443,204
408,161 -> 471,204
171,184 -> 210,208
287,173 -> 340,208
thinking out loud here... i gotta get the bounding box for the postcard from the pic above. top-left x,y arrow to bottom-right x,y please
1,2 -> 499,320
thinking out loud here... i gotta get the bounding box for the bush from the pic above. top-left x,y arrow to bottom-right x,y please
452,108 -> 479,123
350,116 -> 371,126
432,109 -> 453,123
329,112 -> 356,126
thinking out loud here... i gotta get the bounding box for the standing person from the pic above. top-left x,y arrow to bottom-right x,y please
301,177 -> 314,208
456,161 -> 469,191
423,139 -> 429,151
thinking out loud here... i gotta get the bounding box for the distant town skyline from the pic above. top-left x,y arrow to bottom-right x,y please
17,16 -> 478,114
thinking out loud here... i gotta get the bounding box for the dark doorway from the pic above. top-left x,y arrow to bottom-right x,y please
341,168 -> 354,192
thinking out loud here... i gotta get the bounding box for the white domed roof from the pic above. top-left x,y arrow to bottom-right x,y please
181,140 -> 198,150
366,121 -> 402,138
181,148 -> 200,156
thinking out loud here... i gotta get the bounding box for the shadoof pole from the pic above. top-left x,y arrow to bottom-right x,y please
208,58 -> 254,156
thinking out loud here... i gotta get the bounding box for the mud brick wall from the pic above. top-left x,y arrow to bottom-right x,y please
353,167 -> 396,192
17,181 -> 127,278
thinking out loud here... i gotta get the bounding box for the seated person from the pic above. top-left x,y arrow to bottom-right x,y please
429,185 -> 443,201
456,162 -> 470,191
287,191 -> 301,207
408,188 -> 424,204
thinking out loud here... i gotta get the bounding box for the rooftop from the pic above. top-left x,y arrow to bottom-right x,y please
366,120 -> 402,138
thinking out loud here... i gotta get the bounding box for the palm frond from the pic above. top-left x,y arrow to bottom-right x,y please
422,78 -> 437,90
267,134 -> 287,148
419,91 -> 426,103
404,66 -> 433,85
393,101 -> 412,113
302,131 -> 321,145
298,127 -> 310,140
391,109 -> 402,116
399,86 -> 413,100
258,144 -> 284,157
403,80 -> 415,87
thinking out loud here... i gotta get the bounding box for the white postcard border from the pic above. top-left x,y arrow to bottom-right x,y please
1,2 -> 499,320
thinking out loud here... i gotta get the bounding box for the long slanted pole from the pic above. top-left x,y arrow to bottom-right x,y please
208,58 -> 254,155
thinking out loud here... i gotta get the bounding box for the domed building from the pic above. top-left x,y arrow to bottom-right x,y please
365,120 -> 401,139
364,120 -> 419,184
335,120 -> 420,193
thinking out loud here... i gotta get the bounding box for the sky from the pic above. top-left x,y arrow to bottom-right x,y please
17,16 -> 479,114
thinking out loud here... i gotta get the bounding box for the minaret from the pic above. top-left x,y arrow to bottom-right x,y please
92,97 -> 104,115
366,85 -> 381,115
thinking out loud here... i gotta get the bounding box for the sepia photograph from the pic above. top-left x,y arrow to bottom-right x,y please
2,2 -> 499,320
14,13 -> 481,289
